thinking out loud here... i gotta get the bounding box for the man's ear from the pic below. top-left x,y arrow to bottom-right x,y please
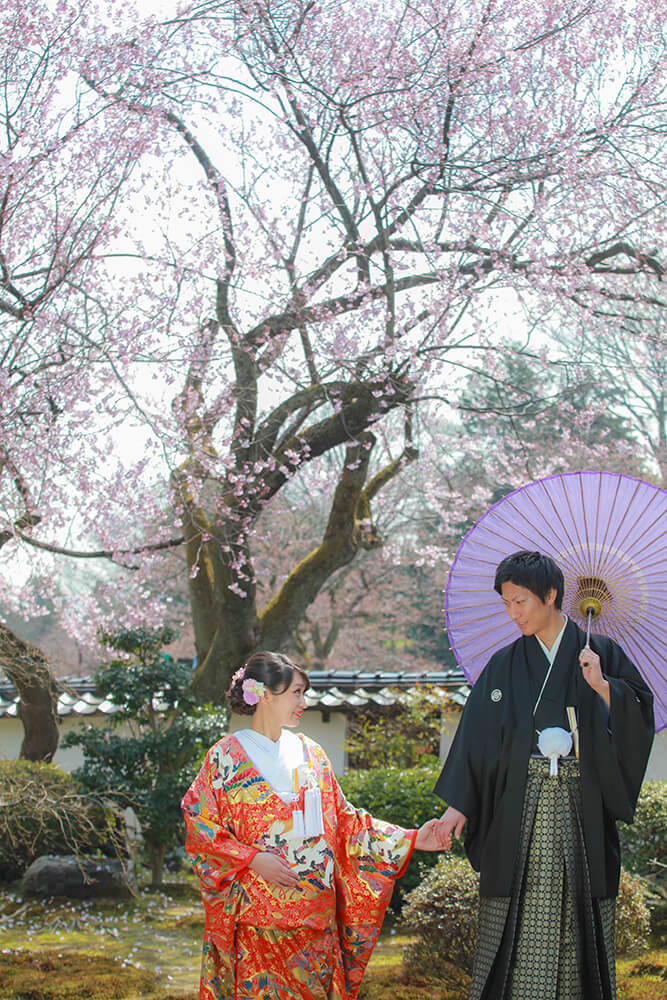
545,587 -> 557,607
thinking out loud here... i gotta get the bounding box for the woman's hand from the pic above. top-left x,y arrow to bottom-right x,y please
248,851 -> 301,888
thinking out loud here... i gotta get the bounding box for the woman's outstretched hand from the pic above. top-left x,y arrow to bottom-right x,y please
414,817 -> 454,851
249,851 -> 301,888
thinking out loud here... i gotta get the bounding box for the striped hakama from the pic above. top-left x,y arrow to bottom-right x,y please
470,758 -> 616,1000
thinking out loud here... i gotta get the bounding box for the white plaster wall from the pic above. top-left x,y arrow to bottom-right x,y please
0,715 -> 138,771
0,709 -> 348,776
0,717 -> 23,763
2,709 -> 664,782
438,708 -> 462,762
645,727 -> 667,781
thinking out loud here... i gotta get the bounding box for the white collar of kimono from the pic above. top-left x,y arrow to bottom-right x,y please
536,613 -> 568,666
533,614 -> 568,716
235,728 -> 305,802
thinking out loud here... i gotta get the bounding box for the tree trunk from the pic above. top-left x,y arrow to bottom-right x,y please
0,622 -> 60,761
148,842 -> 167,887
187,435 -> 418,702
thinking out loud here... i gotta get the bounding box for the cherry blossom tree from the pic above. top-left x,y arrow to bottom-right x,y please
1,0 -> 665,725
0,0 -> 167,755
559,310 -> 667,485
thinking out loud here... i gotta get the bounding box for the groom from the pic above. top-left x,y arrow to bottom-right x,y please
435,550 -> 653,999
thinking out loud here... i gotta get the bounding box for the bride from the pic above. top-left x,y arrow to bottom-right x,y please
182,650 -> 447,1000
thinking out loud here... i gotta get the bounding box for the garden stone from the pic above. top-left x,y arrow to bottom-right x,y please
22,854 -> 136,898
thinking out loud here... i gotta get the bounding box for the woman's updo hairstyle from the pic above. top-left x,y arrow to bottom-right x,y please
227,650 -> 310,716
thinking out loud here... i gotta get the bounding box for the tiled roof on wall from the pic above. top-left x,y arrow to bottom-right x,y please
0,668 -> 469,719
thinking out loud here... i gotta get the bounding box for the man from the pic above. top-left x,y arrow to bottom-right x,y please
435,550 -> 654,1000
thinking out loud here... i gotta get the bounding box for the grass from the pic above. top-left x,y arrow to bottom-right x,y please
0,874 -> 203,998
617,951 -> 667,1000
0,951 -> 162,1000
0,873 -> 665,999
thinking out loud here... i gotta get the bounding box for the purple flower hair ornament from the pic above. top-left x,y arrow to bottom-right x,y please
231,666 -> 245,685
242,677 -> 265,705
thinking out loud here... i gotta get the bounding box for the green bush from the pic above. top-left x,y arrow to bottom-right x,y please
399,856 -> 650,974
619,781 -> 667,878
63,627 -> 227,887
616,869 -> 652,956
401,855 -> 479,976
345,687 -> 448,769
0,759 -> 121,882
340,761 -> 464,899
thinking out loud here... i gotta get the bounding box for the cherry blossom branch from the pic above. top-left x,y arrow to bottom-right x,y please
12,528 -> 184,561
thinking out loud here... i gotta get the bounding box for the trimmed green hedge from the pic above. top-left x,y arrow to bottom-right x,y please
619,780 -> 667,878
339,759 -> 464,899
339,767 -> 666,913
401,856 -> 651,976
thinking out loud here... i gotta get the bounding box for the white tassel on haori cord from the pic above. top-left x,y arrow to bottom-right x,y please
304,785 -> 324,837
537,727 -> 573,776
291,763 -> 324,837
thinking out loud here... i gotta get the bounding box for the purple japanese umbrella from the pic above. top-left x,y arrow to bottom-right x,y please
444,470 -> 667,731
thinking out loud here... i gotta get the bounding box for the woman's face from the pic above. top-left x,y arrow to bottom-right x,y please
265,672 -> 308,728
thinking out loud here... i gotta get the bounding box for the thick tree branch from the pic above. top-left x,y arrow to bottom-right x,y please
258,432 -> 376,647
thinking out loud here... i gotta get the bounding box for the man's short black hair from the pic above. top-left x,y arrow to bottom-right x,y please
494,550 -> 564,609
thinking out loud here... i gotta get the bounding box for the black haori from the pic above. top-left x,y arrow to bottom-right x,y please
471,758 -> 616,1000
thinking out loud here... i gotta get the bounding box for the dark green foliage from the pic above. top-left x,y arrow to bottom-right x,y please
616,870 -> 652,956
619,781 -> 667,944
400,859 -> 651,981
63,628 -> 226,885
458,343 -> 637,457
345,687 -> 449,770
401,855 -> 479,976
0,759 -> 120,881
619,781 -> 667,877
340,760 -> 464,899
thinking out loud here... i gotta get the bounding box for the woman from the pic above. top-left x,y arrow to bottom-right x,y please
182,650 -> 447,1000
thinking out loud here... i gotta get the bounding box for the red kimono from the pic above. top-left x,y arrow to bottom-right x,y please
181,733 -> 416,1000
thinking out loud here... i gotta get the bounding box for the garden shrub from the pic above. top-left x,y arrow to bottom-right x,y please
345,686 -> 448,770
63,627 -> 227,887
399,857 -> 650,975
616,869 -> 652,956
339,761 -> 464,898
400,855 -> 479,977
0,759 -> 122,882
619,781 -> 667,878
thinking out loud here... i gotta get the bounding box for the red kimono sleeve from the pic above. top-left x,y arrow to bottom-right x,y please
181,749 -> 258,895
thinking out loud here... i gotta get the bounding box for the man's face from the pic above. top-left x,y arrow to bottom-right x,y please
500,581 -> 557,637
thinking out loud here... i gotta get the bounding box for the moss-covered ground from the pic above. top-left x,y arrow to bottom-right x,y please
0,874 -> 665,999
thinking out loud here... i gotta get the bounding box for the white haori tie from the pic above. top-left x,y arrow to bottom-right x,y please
538,727 -> 573,776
